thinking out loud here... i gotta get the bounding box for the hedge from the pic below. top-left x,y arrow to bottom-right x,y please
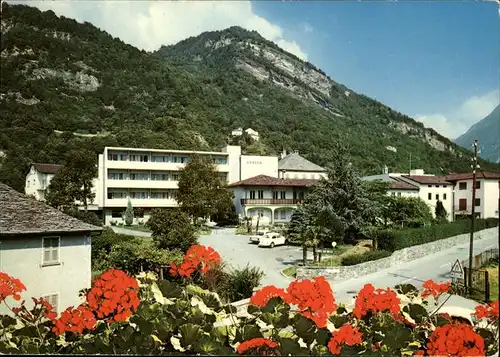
341,250 -> 392,266
373,218 -> 499,252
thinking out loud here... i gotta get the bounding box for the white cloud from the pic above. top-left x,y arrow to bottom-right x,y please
9,0 -> 308,60
415,90 -> 499,140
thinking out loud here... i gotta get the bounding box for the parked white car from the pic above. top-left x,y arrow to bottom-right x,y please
249,230 -> 268,244
258,232 -> 287,248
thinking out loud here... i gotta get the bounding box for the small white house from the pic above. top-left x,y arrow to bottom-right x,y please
445,172 -> 500,219
244,128 -> 260,141
0,183 -> 101,316
25,163 -> 62,201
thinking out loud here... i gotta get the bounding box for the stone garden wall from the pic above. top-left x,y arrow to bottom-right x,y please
296,227 -> 498,282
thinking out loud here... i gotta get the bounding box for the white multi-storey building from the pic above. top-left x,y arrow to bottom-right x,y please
445,172 -> 500,219
87,145 -> 278,225
25,163 -> 62,201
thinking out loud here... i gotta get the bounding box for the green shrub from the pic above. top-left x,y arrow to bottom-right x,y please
379,218 -> 498,252
341,250 -> 392,266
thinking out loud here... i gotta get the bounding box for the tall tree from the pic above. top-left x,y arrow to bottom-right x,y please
46,150 -> 97,210
177,154 -> 233,223
146,208 -> 197,253
301,144 -> 377,244
124,198 -> 134,226
435,200 -> 447,221
385,196 -> 433,228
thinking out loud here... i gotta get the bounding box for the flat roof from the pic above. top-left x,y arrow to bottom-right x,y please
105,147 -> 229,156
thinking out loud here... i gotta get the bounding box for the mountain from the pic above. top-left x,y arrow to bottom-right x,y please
455,105 -> 500,163
1,3 -> 498,192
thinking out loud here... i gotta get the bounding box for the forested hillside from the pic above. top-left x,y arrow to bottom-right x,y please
1,3 -> 497,192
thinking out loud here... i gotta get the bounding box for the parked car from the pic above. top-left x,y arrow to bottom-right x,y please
249,229 -> 268,244
258,232 -> 287,248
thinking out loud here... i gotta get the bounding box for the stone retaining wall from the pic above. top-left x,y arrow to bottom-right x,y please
296,227 -> 498,282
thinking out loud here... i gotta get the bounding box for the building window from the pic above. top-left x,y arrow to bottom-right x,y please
107,191 -> 126,199
151,173 -> 169,181
475,198 -> 481,207
391,192 -> 396,196
397,192 -> 401,197
129,172 -> 149,181
435,185 -> 439,188
130,154 -> 149,162
280,210 -> 286,220
475,180 -> 481,189
459,182 -> 467,190
111,210 -> 122,218
213,156 -> 228,165
42,237 -> 60,265
171,173 -> 180,181
250,191 -> 256,199
273,191 -> 279,199
280,191 -> 286,199
108,172 -> 125,180
130,192 -> 148,199
428,185 -> 432,188
458,199 -> 467,211
257,209 -> 264,217
43,293 -> 59,314
172,156 -> 188,164
152,155 -> 169,163
428,193 -> 432,200
436,194 -> 439,200
151,191 -> 168,199
258,190 -> 264,199
443,193 -> 447,200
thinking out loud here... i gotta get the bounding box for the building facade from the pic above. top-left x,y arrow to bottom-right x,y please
229,175 -> 317,225
362,174 -> 420,198
445,172 -> 500,219
0,183 -> 101,316
25,163 -> 62,201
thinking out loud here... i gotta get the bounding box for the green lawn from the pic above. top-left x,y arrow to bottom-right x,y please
282,266 -> 297,278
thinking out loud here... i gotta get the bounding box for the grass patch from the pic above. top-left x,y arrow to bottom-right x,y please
310,256 -> 342,267
282,266 -> 297,278
196,226 -> 212,235
236,225 -> 254,235
486,266 -> 498,301
123,225 -> 152,233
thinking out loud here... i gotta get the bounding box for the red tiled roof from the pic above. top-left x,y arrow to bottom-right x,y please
32,163 -> 62,174
401,175 -> 451,185
390,177 -> 419,191
444,172 -> 500,181
228,174 -> 318,187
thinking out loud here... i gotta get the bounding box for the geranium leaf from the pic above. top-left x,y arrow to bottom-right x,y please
235,324 -> 262,342
278,337 -> 302,355
395,284 -> 419,296
179,323 -> 203,348
194,336 -> 221,355
158,279 -> 183,299
246,304 -> 260,315
406,304 -> 428,323
315,328 -> 330,345
292,314 -> 317,345
382,323 -> 411,350
261,296 -> 284,313
224,305 -> 237,314
329,314 -> 350,328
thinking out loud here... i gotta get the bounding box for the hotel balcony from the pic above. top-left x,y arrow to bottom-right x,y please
240,199 -> 304,205
106,179 -> 178,190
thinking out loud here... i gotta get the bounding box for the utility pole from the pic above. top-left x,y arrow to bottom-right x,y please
467,139 -> 479,293
409,153 -> 412,175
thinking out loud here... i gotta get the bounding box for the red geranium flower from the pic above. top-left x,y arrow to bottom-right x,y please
426,323 -> 485,357
0,272 -> 26,302
249,285 -> 290,307
87,269 -> 139,322
473,300 -> 499,323
353,284 -> 400,319
52,305 -> 96,336
237,338 -> 278,355
286,276 -> 337,328
421,279 -> 451,300
328,324 -> 363,355
170,245 -> 221,278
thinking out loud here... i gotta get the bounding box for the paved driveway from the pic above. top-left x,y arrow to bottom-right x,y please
199,228 -> 309,288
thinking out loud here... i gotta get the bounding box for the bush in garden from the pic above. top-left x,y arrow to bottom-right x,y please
1,244 -> 499,356
341,249 -> 392,266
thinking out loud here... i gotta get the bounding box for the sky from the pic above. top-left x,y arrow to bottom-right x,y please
8,0 -> 500,140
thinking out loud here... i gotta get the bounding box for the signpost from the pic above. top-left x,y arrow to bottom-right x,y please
450,259 -> 465,284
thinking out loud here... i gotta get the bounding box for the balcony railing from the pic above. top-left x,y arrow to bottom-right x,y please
241,199 -> 304,205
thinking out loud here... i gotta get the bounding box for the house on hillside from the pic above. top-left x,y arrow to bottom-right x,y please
25,163 -> 62,201
228,174 -> 318,225
278,150 -> 327,180
0,183 -> 101,316
231,127 -> 260,141
444,172 -> 500,219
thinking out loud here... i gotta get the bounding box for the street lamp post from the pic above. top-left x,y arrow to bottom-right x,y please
467,139 -> 479,293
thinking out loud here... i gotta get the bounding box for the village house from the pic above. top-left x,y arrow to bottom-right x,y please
25,163 -> 62,201
0,183 -> 101,316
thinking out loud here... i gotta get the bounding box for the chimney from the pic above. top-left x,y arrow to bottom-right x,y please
281,149 -> 287,159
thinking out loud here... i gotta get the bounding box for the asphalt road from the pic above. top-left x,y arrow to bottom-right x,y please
112,226 -> 498,306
